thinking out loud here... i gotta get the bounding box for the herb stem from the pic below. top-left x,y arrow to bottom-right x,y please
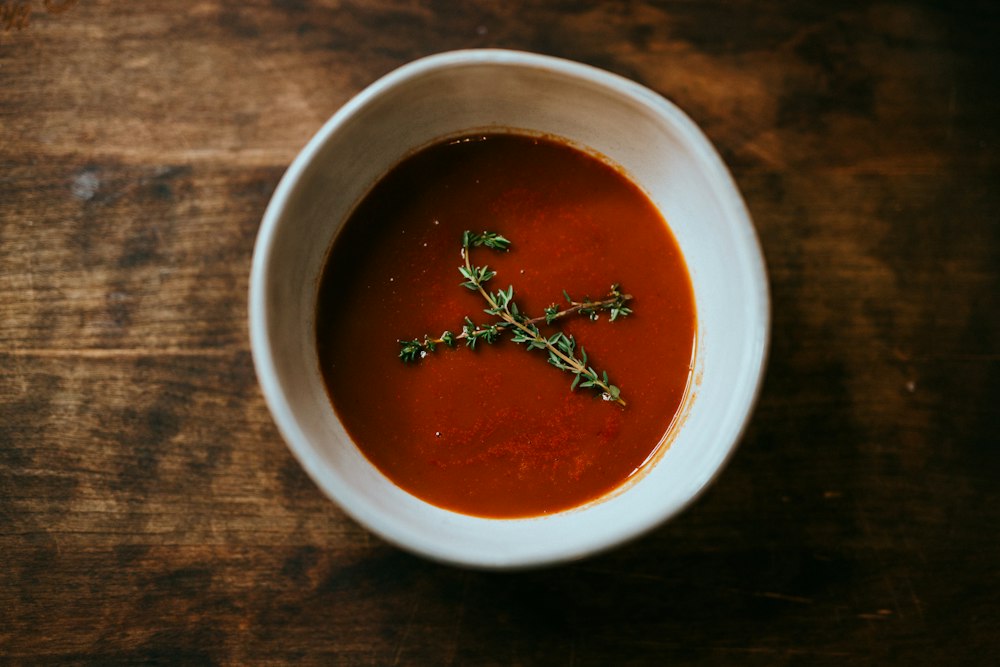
460,244 -> 626,406
399,230 -> 630,407
420,289 -> 633,347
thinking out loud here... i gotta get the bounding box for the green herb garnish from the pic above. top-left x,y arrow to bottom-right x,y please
398,231 -> 633,406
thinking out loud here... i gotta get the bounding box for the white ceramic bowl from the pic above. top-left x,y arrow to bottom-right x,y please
249,49 -> 769,569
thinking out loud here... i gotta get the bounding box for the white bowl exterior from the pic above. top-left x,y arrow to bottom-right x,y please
250,50 -> 769,568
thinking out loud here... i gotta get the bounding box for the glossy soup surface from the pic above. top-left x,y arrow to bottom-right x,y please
316,133 -> 695,518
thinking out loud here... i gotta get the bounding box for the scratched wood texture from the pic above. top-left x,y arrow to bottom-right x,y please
2,1 -> 998,664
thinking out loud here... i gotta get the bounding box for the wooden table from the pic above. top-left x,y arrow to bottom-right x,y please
2,1 -> 997,663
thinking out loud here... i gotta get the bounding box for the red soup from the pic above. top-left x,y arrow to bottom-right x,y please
315,133 -> 696,518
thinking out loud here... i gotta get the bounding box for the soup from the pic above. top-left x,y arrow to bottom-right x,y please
315,133 -> 695,518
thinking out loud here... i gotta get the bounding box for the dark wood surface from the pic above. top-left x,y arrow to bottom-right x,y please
2,1 -> 997,664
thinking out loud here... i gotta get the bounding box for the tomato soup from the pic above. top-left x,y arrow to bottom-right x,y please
315,133 -> 695,518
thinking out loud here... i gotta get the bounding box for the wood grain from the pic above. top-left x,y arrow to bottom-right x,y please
2,0 -> 998,664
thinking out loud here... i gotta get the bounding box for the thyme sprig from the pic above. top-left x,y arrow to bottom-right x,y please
398,287 -> 633,357
398,230 -> 631,406
544,284 -> 633,325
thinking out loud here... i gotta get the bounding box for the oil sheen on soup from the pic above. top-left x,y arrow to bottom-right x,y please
315,133 -> 696,518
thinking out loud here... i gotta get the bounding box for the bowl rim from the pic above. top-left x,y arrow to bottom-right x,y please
249,48 -> 771,568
